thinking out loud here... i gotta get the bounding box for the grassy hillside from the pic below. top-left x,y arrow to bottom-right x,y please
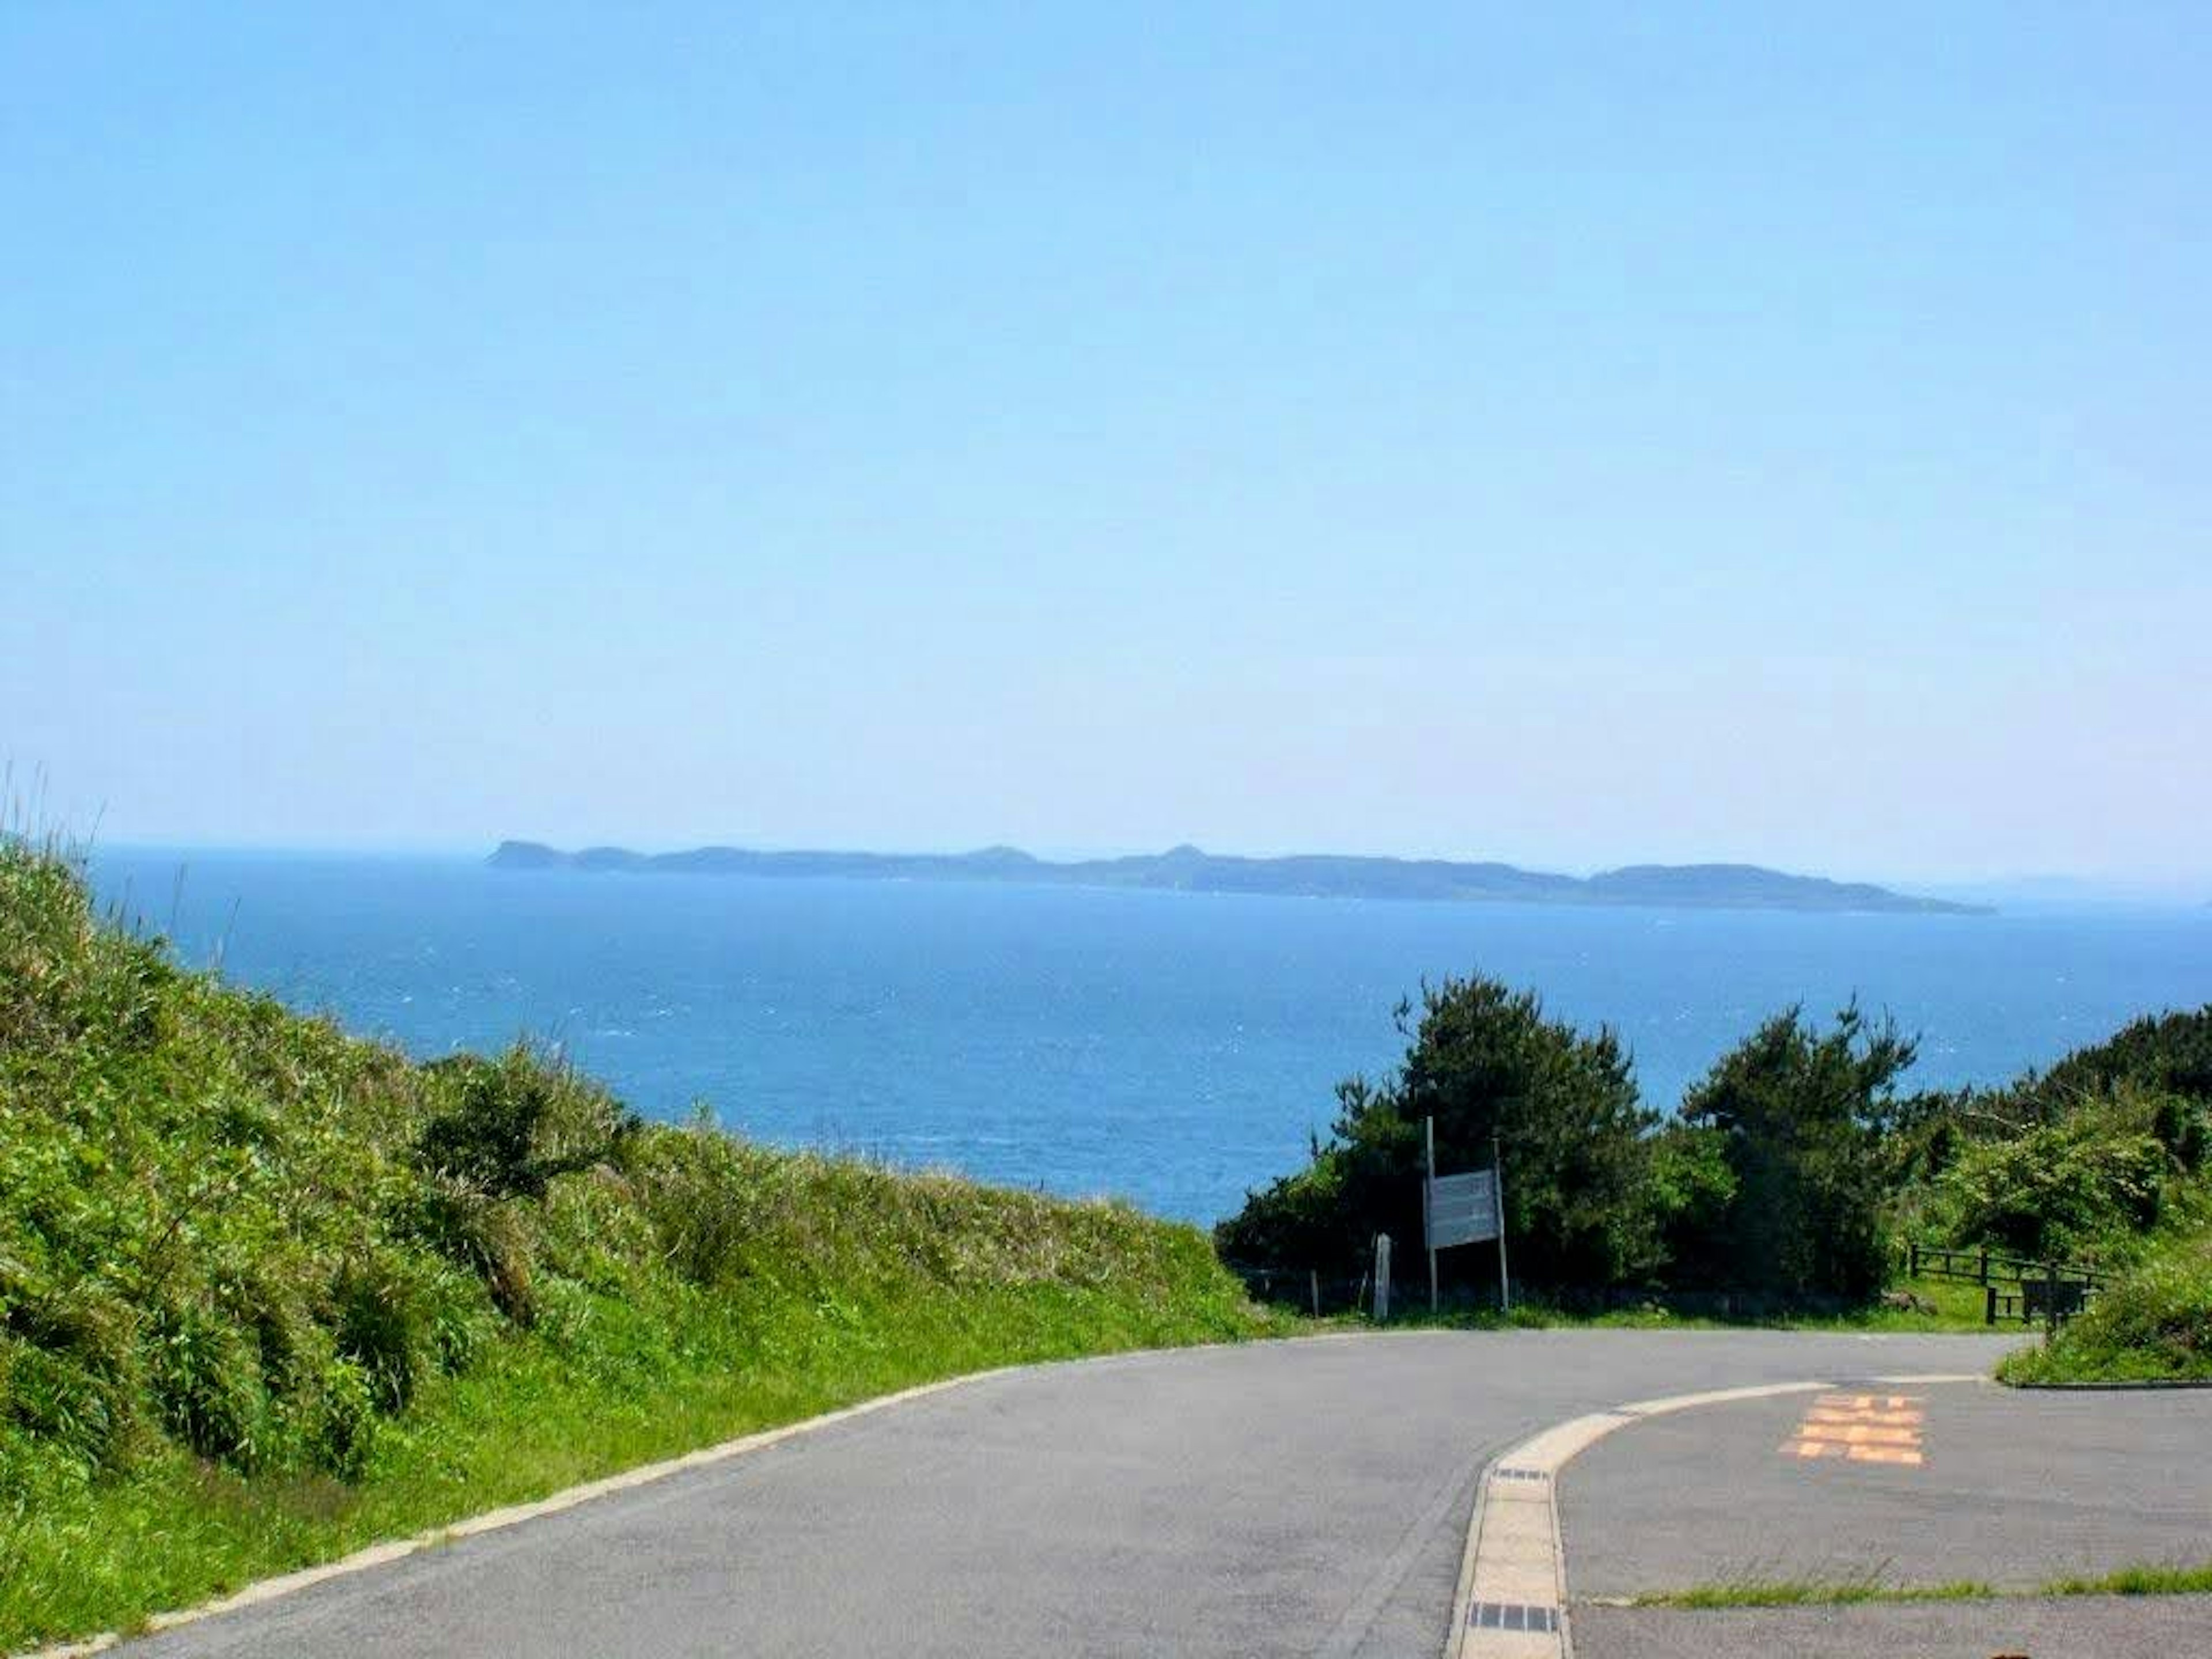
1889,1007 -> 2212,1384
0,842 -> 1278,1650
1999,1230 -> 2212,1384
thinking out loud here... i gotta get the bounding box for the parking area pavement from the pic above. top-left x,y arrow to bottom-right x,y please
1560,1379 -> 2212,1596
1559,1380 -> 2212,1659
1574,1593 -> 2212,1659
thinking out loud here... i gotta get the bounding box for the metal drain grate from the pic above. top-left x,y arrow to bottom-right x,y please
1467,1601 -> 1560,1633
1491,1466 -> 1549,1483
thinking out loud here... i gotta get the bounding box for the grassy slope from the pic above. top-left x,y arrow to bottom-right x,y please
1997,1226 -> 2212,1384
1896,1007 -> 2212,1385
0,844 -> 1282,1650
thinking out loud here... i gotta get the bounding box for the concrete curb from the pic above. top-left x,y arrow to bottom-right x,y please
2006,1377 -> 2212,1391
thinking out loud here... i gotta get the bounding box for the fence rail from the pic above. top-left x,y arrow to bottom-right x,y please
1907,1241 -> 2105,1327
1230,1243 -> 2110,1328
1225,1263 -> 1863,1323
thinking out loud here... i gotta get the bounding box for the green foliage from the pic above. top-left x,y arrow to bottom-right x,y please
1218,976 -> 1657,1290
415,1050 -> 634,1200
0,840 -> 1275,1650
2000,1230 -> 2212,1383
2030,1006 -> 2212,1112
1642,1121 -> 1737,1288
1676,1003 -> 1915,1300
1926,1096 -> 2172,1261
1891,1009 -> 2212,1275
148,1296 -> 270,1468
1223,990 -> 1921,1304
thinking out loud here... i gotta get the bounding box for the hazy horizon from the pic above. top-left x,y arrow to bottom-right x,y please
63,827 -> 2206,906
9,6 -> 2208,889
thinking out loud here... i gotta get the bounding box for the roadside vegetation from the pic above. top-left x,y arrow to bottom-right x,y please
0,840 -> 1279,1652
1634,1558 -> 2212,1609
1219,975 -> 2212,1376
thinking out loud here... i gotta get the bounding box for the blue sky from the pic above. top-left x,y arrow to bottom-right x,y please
5,4 -> 2206,886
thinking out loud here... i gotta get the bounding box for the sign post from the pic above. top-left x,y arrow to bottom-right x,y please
1493,1135 -> 1510,1313
1425,1117 -> 1440,1313
1422,1117 -> 1509,1312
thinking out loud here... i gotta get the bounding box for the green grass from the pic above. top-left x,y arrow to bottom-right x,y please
1997,1229 -> 2212,1385
0,841 -> 1288,1651
1637,1574 -> 1993,1609
2045,1562 -> 2212,1596
1633,1559 -> 2212,1609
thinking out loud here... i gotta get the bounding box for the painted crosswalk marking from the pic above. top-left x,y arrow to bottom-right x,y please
1780,1393 -> 1926,1467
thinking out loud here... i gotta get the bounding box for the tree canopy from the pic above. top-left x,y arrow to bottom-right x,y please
1215,975 -> 1657,1290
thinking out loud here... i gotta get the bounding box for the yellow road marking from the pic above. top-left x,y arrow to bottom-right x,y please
1805,1415 -> 1929,1433
1782,1394 -> 1926,1468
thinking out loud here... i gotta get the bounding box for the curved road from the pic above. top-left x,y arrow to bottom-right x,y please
124,1331 -> 2013,1659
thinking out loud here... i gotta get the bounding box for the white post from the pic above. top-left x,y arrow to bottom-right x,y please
1425,1116 -> 1439,1314
1374,1234 -> 1392,1321
1493,1135 -> 1510,1313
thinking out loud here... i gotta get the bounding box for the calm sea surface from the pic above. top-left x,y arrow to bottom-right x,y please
88,849 -> 2211,1224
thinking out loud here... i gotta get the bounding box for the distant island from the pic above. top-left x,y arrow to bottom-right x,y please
490,841 -> 1988,915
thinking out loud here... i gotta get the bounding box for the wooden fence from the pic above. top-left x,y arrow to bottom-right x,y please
1906,1241 -> 2106,1327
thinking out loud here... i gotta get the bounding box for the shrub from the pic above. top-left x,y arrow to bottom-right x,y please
415,1049 -> 634,1201
4,1342 -> 132,1471
306,1356 -> 378,1479
147,1297 -> 268,1469
630,1116 -> 762,1288
0,1280 -> 138,1469
2030,1006 -> 2212,1112
410,1176 -> 539,1325
1931,1108 -> 2169,1261
1217,976 -> 1657,1290
328,1255 -> 484,1412
1675,1003 -> 1913,1301
1643,1122 -> 1737,1288
2002,1233 -> 2212,1384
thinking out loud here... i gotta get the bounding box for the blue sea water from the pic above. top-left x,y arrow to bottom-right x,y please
87,849 -> 2212,1224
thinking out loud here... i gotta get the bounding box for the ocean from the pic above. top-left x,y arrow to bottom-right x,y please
87,848 -> 2212,1225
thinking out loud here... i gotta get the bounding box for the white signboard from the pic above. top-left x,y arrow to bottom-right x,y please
1426,1168 -> 1499,1250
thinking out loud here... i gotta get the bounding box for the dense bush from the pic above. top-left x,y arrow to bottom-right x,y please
416,1051 -> 635,1200
1217,976 -> 1658,1290
1924,1095 -> 2173,1262
2001,1233 -> 2212,1384
1642,1120 -> 1737,1289
1671,1004 -> 1914,1301
2029,1006 -> 2212,1112
1217,965 -> 2212,1323
1891,1007 -> 2212,1268
1218,988 -> 1933,1302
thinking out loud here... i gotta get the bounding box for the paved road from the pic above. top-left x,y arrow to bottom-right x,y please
1562,1380 -> 2212,1594
1575,1595 -> 2212,1659
1562,1378 -> 2212,1659
122,1331 -> 2010,1659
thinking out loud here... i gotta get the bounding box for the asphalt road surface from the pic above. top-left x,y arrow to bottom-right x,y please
1574,1596 -> 2212,1659
1562,1378 -> 2212,1596
122,1330 -> 2018,1659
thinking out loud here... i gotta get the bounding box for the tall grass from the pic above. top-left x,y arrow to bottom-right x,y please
1999,1229 -> 2212,1384
0,840 -> 1279,1649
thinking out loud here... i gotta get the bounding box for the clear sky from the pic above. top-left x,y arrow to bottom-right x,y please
5,4 -> 2207,887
